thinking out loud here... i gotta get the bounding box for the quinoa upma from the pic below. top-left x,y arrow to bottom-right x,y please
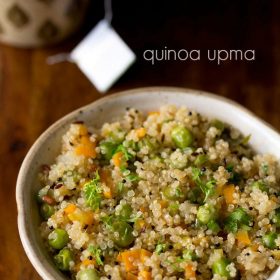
37,105 -> 280,280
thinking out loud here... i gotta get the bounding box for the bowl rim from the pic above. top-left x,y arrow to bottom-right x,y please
16,86 -> 280,280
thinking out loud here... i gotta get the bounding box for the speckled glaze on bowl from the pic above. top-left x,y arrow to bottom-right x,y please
16,87 -> 280,280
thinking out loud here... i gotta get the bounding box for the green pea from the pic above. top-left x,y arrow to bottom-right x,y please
251,180 -> 268,193
54,248 -> 74,271
40,203 -> 55,220
197,204 -> 217,225
99,141 -> 117,160
119,204 -> 133,219
77,268 -> 100,280
194,154 -> 208,167
262,232 -> 278,249
171,126 -> 193,149
212,258 -> 230,277
162,186 -> 186,202
48,229 -> 69,250
207,220 -> 221,234
112,220 -> 135,248
272,209 -> 280,228
182,249 -> 198,261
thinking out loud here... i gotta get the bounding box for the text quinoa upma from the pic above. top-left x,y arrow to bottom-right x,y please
37,105 -> 280,280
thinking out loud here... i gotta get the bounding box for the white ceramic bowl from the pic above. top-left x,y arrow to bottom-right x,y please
16,87 -> 280,280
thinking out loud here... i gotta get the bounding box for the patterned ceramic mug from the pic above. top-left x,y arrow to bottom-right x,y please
0,0 -> 89,47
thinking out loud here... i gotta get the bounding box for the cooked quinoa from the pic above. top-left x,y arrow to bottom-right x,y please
37,105 -> 280,280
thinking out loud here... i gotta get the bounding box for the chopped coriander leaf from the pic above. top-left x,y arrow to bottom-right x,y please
114,145 -> 133,161
108,129 -> 125,144
226,165 -> 242,184
118,205 -> 142,223
88,245 -> 104,265
175,187 -> 182,197
230,208 -> 251,224
155,243 -> 168,255
101,215 -> 114,229
125,212 -> 142,223
126,172 -> 140,182
211,119 -> 225,131
262,163 -> 269,175
138,136 -> 157,151
120,166 -> 128,173
207,220 -> 221,234
102,211 -> 141,229
224,219 -> 238,233
188,187 -> 203,204
192,167 -> 216,202
120,168 -> 140,182
272,208 -> 280,228
83,171 -> 102,210
99,141 -> 117,160
197,204 -> 217,224
162,186 -> 187,202
192,167 -> 203,181
124,139 -> 139,151
228,171 -> 242,185
251,180 -> 268,193
241,134 -> 251,145
204,179 -> 216,201
262,232 -> 278,249
224,207 -> 252,233
168,202 -> 179,216
117,182 -> 125,195
182,249 -> 198,261
212,257 -> 231,277
172,249 -> 198,265
226,164 -> 234,173
240,224 -> 251,231
194,154 -> 208,167
165,258 -> 185,272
